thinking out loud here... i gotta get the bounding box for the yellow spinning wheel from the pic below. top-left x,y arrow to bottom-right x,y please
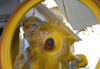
0,0 -> 100,69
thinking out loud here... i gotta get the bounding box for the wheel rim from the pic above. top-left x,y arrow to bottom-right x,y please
0,0 -> 43,69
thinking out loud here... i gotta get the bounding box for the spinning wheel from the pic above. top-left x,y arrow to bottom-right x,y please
0,0 -> 100,69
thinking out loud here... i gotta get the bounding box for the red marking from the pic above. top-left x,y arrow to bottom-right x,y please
95,0 -> 100,6
46,42 -> 53,49
45,38 -> 55,49
0,40 -> 1,69
90,26 -> 92,28
92,30 -> 94,33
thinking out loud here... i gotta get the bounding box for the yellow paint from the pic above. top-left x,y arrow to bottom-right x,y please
79,0 -> 100,25
76,54 -> 88,68
95,58 -> 100,69
41,32 -> 65,57
31,32 -> 65,69
30,62 -> 40,69
65,36 -> 77,46
0,0 -> 44,69
30,31 -> 88,69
